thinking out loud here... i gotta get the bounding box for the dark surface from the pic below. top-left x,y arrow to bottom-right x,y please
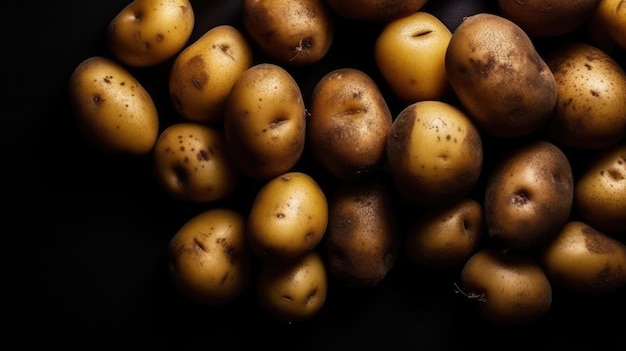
6,0 -> 626,349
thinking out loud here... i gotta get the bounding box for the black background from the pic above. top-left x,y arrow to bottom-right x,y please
5,0 -> 626,349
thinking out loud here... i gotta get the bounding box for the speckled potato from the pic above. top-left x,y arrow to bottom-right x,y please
168,208 -> 251,305
374,11 -> 452,103
68,56 -> 159,156
257,250 -> 327,322
169,25 -> 254,124
589,0 -> 626,50
246,172 -> 328,262
445,13 -> 557,138
484,141 -> 574,251
324,175 -> 399,288
152,122 -> 238,203
308,68 -> 393,181
459,247 -> 553,325
107,0 -> 194,67
540,221 -> 626,294
386,100 -> 483,206
326,0 -> 429,22
405,197 -> 484,269
574,143 -> 626,234
241,0 -> 334,66
545,42 -> 626,149
224,63 -> 307,180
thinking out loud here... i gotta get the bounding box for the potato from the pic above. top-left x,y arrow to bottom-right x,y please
574,142 -> 626,234
458,247 -> 553,325
224,63 -> 307,181
589,0 -> 626,51
169,24 -> 254,124
241,0 -> 334,66
246,171 -> 328,262
68,56 -> 159,156
168,208 -> 251,305
545,42 -> 626,149
386,100 -> 483,206
445,13 -> 557,138
484,140 -> 574,252
326,0 -> 429,22
324,175 -> 399,288
152,122 -> 238,203
497,0 -> 601,37
405,197 -> 484,269
257,250 -> 327,322
540,221 -> 626,294
307,68 -> 393,181
107,0 -> 195,67
374,11 -> 452,103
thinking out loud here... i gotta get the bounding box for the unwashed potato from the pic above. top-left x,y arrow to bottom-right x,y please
308,68 -> 393,181
241,0 -> 334,66
374,11 -> 452,103
107,0 -> 195,67
540,221 -> 626,294
326,0 -> 429,22
152,122 -> 239,203
169,24 -> 254,124
68,56 -> 159,156
224,63 -> 307,180
168,208 -> 251,305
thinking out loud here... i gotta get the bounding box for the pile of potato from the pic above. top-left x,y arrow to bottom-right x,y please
67,0 -> 626,325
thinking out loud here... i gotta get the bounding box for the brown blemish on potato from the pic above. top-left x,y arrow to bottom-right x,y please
92,95 -> 104,105
155,34 -> 164,42
193,237 -> 208,252
582,225 -> 613,254
197,149 -> 210,161
511,190 -> 530,206
186,55 -> 208,90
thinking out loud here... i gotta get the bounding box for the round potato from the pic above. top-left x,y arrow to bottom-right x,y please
68,56 -> 159,156
168,208 -> 251,305
326,0 -> 429,22
308,68 -> 393,181
107,0 -> 195,67
386,100 -> 483,206
247,171 -> 328,262
374,11 -> 452,103
152,122 -> 239,203
589,0 -> 626,51
169,24 -> 254,124
257,250 -> 328,322
224,63 -> 307,181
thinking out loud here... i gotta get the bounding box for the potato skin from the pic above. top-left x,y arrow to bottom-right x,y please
326,0 -> 429,22
68,56 -> 159,156
168,208 -> 251,305
590,0 -> 626,51
107,0 -> 194,67
308,68 -> 393,181
169,25 -> 254,124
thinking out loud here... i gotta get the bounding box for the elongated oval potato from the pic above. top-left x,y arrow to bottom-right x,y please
107,0 -> 195,67
68,56 -> 159,156
169,25 -> 254,124
308,68 -> 393,181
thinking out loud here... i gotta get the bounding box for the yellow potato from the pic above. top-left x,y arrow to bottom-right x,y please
591,0 -> 626,50
152,122 -> 239,203
67,56 -> 159,156
374,11 -> 452,103
169,25 -> 254,124
168,208 -> 251,305
107,0 -> 195,67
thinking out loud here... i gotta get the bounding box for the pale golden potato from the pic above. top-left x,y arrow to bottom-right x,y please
168,208 -> 251,305
107,0 -> 195,67
374,11 -> 452,103
589,0 -> 626,50
224,63 -> 307,180
326,0 -> 429,22
68,56 -> 159,156
386,100 -> 483,206
152,122 -> 239,203
247,171 -> 328,262
169,25 -> 254,124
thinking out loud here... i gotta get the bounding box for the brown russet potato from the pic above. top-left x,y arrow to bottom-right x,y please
308,68 -> 393,181
445,13 -> 557,138
484,140 -> 574,252
326,0 -> 429,22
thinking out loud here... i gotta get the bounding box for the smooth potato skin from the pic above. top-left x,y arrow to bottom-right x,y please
326,0 -> 429,22
308,68 -> 393,181
591,0 -> 626,50
169,25 -> 253,124
68,56 -> 159,156
168,209 -> 251,305
107,0 -> 194,67
541,221 -> 626,294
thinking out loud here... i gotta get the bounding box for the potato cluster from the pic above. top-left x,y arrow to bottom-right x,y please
68,0 -> 626,325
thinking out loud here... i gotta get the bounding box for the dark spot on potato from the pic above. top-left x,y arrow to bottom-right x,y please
156,34 -> 164,42
511,190 -> 530,206
276,213 -> 286,219
594,265 -> 625,290
197,150 -> 210,161
582,225 -> 614,254
193,237 -> 208,252
173,165 -> 189,183
92,95 -> 104,105
186,55 -> 208,90
179,146 -> 185,152
469,54 -> 497,79
412,29 -> 432,37
590,89 -> 600,97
